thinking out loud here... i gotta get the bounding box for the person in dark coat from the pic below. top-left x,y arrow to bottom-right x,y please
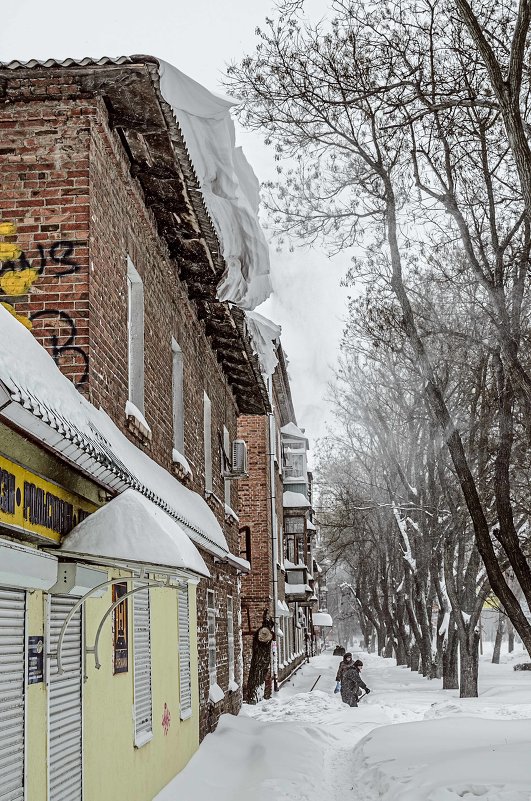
335,652 -> 353,691
340,659 -> 370,707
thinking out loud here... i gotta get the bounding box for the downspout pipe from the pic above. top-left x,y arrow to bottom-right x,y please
268,392 -> 280,692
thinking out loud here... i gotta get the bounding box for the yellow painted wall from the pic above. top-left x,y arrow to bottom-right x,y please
25,590 -> 47,801
82,568 -> 200,801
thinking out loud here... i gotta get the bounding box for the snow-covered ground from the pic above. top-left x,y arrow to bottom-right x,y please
155,646 -> 531,801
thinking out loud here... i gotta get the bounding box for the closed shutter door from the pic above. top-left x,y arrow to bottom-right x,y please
133,588 -> 152,746
0,588 -> 25,801
178,586 -> 192,720
48,596 -> 82,801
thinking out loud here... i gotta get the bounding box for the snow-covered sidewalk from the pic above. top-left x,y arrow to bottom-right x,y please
155,648 -> 531,801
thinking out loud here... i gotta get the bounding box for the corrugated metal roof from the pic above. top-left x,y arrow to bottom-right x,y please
0,55 -> 144,70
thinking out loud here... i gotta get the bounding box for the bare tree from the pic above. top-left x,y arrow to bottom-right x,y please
227,0 -> 531,656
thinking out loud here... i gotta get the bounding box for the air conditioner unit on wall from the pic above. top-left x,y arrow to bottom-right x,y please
224,439 -> 248,479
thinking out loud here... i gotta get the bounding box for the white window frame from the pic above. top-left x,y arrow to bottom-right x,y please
227,596 -> 235,686
133,587 -> 152,747
172,338 -> 184,454
207,590 -> 217,687
223,426 -> 231,507
203,392 -> 212,493
178,584 -> 192,721
127,256 -> 144,414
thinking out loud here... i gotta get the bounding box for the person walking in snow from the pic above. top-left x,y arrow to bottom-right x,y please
334,651 -> 353,692
340,659 -> 370,707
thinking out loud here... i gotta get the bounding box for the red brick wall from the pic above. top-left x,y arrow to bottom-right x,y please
0,97 -> 92,386
0,90 -> 243,738
237,414 -> 273,690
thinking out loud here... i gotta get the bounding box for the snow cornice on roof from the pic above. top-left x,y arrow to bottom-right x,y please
0,55 -> 270,415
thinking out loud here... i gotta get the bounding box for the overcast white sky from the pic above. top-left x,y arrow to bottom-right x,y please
1,0 -> 351,451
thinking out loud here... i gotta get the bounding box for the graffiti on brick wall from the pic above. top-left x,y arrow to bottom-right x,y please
0,222 -> 89,386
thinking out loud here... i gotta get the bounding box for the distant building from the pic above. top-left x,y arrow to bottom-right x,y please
238,343 -> 323,700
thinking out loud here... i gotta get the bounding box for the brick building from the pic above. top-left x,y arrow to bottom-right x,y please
0,55 -> 271,799
239,343 -> 319,700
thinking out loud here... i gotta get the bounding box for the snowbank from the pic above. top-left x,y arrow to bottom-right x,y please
154,711 -> 329,801
352,717 -> 531,800
156,647 -> 531,801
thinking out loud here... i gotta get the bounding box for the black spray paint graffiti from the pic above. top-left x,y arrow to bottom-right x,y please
0,233 -> 89,387
29,310 -> 89,388
0,240 -> 79,277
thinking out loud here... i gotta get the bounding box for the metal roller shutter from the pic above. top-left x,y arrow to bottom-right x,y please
0,588 -> 25,801
133,587 -> 152,746
178,586 -> 192,720
48,596 -> 82,801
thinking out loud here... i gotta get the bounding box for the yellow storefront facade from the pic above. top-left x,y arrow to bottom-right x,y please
0,422 -> 203,801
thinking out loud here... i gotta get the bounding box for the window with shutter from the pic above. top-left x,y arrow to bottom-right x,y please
227,596 -> 235,686
178,585 -> 192,720
48,595 -> 82,801
0,588 -> 25,801
133,587 -> 152,747
207,590 -> 216,686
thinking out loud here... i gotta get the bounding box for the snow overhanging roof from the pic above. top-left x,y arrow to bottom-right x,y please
0,306 -> 236,560
281,422 -> 309,448
312,612 -> 333,627
60,489 -> 210,577
283,491 -> 311,510
0,55 -> 270,416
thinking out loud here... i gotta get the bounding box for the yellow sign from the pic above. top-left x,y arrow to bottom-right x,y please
0,453 -> 97,543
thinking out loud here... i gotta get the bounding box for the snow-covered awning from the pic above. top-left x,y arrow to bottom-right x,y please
285,583 -> 312,596
90,407 -> 229,556
312,612 -> 333,627
223,554 -> 250,574
307,520 -> 316,532
281,422 -> 309,448
276,599 -> 290,617
60,489 -> 209,577
283,491 -> 311,510
0,307 -> 134,492
0,306 -> 238,562
158,60 -> 272,311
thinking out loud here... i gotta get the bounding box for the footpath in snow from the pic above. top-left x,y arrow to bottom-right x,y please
156,647 -> 531,801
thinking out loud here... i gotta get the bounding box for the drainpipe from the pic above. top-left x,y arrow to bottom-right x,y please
268,394 -> 280,692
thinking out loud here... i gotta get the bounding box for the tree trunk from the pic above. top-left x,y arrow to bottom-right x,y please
442,626 -> 459,690
384,636 -> 394,658
409,642 -> 421,672
395,638 -> 408,665
459,628 -> 480,698
508,621 -> 515,653
492,611 -> 505,664
245,621 -> 274,704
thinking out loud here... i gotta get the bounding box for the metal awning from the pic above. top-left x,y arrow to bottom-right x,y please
59,488 -> 209,578
0,537 -> 58,590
